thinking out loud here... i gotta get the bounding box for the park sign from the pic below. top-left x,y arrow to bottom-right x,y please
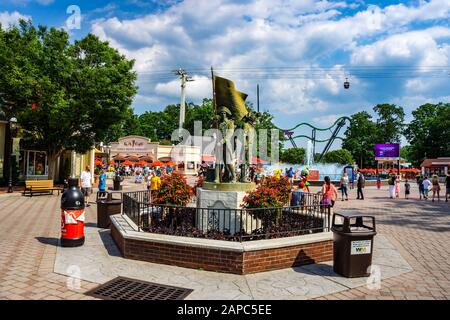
374,143 -> 400,161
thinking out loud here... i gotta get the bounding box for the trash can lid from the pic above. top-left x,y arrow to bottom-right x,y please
334,211 -> 375,218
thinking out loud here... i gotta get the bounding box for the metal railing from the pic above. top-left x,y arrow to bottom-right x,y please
122,190 -> 330,242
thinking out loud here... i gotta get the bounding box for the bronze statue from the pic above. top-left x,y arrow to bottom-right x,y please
212,75 -> 257,184
239,111 -> 257,182
214,106 -> 236,183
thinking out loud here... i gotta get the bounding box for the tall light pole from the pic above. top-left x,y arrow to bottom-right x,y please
7,117 -> 17,193
173,69 -> 193,138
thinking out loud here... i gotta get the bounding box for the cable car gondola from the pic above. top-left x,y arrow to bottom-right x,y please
344,78 -> 350,89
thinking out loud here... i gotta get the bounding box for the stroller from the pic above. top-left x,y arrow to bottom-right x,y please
135,175 -> 143,184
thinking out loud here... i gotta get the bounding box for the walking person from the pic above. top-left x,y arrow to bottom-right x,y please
376,175 -> 381,190
417,175 -> 425,200
287,167 -> 294,184
356,170 -> 365,200
431,174 -> 441,202
404,179 -> 410,199
395,175 -> 400,198
422,176 -> 431,200
98,169 -> 107,195
446,173 -> 450,202
321,176 -> 338,208
340,172 -> 349,201
150,171 -> 161,201
80,165 -> 92,207
388,172 -> 396,199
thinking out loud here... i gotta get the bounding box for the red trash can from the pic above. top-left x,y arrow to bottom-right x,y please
61,178 -> 85,247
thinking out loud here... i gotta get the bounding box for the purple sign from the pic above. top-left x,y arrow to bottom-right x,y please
374,144 -> 400,158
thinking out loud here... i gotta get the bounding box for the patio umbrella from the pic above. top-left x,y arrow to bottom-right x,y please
139,155 -> 154,162
136,160 -> 148,166
122,160 -> 133,166
94,159 -> 103,166
151,161 -> 163,167
125,155 -> 139,162
251,157 -> 267,164
113,154 -> 126,161
109,161 -> 116,165
165,161 -> 176,166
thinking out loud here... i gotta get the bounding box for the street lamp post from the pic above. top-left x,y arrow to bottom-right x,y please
7,117 -> 17,193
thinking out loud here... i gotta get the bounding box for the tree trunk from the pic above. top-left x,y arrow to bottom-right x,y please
47,151 -> 62,182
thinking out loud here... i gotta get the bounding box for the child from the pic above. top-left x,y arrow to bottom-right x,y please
376,175 -> 381,190
395,175 -> 400,198
422,176 -> 431,200
404,179 -> 410,199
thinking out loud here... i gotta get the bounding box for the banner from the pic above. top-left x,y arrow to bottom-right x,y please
214,76 -> 249,121
374,143 -> 399,160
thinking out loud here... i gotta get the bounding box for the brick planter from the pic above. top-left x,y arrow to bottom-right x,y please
110,214 -> 333,275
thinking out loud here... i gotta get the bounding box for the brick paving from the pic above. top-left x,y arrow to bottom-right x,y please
0,193 -> 99,300
316,184 -> 450,300
0,181 -> 448,300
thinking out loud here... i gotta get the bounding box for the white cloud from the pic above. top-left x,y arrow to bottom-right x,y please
351,27 -> 450,66
0,11 -> 31,27
5,0 -> 54,5
89,0 -> 450,126
312,114 -> 345,126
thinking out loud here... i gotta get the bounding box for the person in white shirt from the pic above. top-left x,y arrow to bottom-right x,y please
422,176 -> 431,200
80,165 -> 92,207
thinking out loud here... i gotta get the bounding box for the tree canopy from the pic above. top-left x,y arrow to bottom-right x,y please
322,149 -> 354,165
0,21 -> 137,179
280,147 -> 305,164
404,103 -> 450,166
342,111 -> 378,168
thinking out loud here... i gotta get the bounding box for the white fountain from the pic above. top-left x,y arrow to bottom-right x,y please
261,139 -> 347,181
305,139 -> 314,168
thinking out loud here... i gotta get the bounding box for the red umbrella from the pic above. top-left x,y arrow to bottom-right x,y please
94,159 -> 103,166
251,157 -> 267,164
122,160 -> 133,166
151,161 -> 163,167
165,161 -> 176,166
109,161 -> 116,165
136,160 -> 148,166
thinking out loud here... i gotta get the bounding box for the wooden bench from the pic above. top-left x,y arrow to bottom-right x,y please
23,180 -> 63,197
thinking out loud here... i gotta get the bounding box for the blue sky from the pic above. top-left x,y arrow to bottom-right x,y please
1,0 -> 449,148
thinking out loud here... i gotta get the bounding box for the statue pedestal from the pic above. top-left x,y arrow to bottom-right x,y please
196,184 -> 261,235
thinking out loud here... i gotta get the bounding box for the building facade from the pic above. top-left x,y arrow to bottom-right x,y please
110,136 -> 201,175
420,157 -> 450,176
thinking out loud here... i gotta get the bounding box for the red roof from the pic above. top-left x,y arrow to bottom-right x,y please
201,155 -> 215,162
420,158 -> 450,167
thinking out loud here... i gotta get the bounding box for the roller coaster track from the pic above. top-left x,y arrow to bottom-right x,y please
275,116 -> 351,162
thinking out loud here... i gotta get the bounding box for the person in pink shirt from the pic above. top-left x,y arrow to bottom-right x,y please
321,176 -> 338,207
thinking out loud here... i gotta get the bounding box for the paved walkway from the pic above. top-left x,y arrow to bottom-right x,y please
0,182 -> 448,300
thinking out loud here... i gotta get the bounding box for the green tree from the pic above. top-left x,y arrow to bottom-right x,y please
280,148 -> 305,164
342,111 -> 378,168
373,103 -> 405,143
322,149 -> 354,165
0,21 -> 137,179
400,145 -> 413,163
404,103 -> 450,166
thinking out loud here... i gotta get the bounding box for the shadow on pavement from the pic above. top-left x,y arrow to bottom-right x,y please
35,236 -> 59,247
98,229 -> 122,257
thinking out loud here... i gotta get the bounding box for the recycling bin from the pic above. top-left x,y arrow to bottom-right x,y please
331,211 -> 376,277
61,178 -> 85,247
96,191 -> 123,229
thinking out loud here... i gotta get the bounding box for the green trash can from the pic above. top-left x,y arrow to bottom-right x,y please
96,191 -> 122,229
331,211 -> 376,278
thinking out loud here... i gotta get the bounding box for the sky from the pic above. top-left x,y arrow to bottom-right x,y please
1,0 -> 449,149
